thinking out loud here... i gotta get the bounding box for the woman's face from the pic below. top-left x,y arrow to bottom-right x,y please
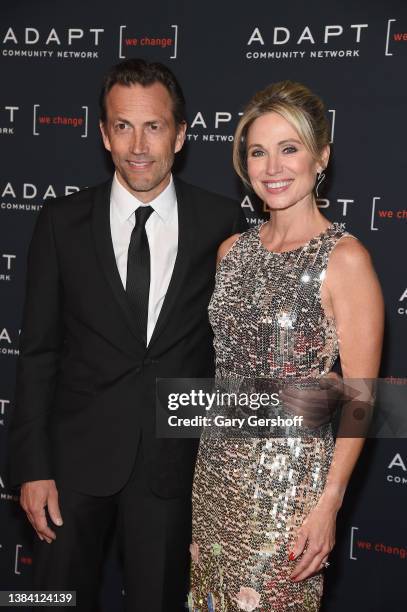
246,111 -> 328,212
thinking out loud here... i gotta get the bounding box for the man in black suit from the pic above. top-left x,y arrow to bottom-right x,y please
9,58 -> 247,611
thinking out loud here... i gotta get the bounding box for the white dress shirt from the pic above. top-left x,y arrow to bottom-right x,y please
110,173 -> 178,345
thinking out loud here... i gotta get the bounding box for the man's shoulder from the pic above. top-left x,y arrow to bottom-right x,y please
43,179 -> 110,215
175,177 -> 239,211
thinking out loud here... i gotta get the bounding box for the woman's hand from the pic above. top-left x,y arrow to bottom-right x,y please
289,492 -> 340,582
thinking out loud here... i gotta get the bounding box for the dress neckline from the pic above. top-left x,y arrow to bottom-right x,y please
256,222 -> 337,255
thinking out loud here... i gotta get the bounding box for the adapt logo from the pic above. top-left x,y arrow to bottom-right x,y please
0,254 -> 16,282
238,196 -> 351,229
245,22 -> 369,61
119,24 -> 179,59
1,26 -> 104,59
0,327 -> 20,357
0,105 -> 19,135
0,473 -> 17,502
186,110 -> 242,144
240,195 -> 267,226
240,192 -> 352,226
398,289 -> 407,316
317,197 -> 355,217
1,181 -> 79,212
33,104 -> 88,137
0,398 -> 10,426
386,452 -> 407,484
186,108 -> 336,145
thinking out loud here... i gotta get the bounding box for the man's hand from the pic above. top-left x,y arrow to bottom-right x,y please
280,372 -> 344,429
20,480 -> 63,544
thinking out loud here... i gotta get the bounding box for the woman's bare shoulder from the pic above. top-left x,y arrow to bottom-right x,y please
325,235 -> 381,302
328,235 -> 372,273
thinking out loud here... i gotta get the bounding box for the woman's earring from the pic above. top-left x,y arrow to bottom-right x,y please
315,171 -> 326,198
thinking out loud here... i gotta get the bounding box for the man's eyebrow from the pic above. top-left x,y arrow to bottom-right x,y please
113,116 -> 132,125
111,117 -> 169,128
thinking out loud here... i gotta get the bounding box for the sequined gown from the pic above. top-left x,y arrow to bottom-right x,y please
189,223 -> 348,612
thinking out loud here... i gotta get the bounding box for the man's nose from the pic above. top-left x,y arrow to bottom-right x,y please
130,130 -> 148,155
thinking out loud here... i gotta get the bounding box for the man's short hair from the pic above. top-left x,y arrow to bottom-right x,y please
99,58 -> 186,126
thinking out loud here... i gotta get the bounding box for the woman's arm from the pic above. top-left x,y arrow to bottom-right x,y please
290,237 -> 384,581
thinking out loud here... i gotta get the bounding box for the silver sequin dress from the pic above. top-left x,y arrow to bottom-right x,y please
189,223 -> 348,612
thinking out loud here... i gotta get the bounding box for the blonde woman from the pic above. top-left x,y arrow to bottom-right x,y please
189,82 -> 383,611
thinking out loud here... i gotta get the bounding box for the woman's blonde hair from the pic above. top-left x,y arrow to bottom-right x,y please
233,81 -> 330,187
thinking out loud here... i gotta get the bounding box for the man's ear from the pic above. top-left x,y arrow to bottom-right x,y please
99,120 -> 111,152
175,121 -> 187,154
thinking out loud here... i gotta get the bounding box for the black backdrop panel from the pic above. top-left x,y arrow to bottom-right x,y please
1,1 -> 406,610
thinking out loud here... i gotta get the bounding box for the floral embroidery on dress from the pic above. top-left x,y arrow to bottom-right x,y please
190,542 -> 200,564
233,587 -> 261,611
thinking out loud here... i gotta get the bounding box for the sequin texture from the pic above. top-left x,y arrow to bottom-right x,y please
190,223 -> 348,611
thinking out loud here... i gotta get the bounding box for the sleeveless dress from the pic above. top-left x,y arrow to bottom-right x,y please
189,222 -> 349,612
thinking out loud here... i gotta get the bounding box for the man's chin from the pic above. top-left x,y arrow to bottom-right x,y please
128,183 -> 153,194
122,176 -> 155,195
116,169 -> 171,199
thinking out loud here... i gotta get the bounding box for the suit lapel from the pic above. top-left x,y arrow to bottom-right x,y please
147,178 -> 194,349
91,180 -> 145,346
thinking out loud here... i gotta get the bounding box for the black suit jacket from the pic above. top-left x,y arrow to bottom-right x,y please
8,177 -> 247,497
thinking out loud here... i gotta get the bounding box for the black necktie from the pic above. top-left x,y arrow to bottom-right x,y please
126,205 -> 154,342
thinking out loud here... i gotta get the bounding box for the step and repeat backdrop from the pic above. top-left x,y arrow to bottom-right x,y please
1,0 -> 406,610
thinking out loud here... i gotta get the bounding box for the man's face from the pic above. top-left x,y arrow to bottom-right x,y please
100,82 -> 186,202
